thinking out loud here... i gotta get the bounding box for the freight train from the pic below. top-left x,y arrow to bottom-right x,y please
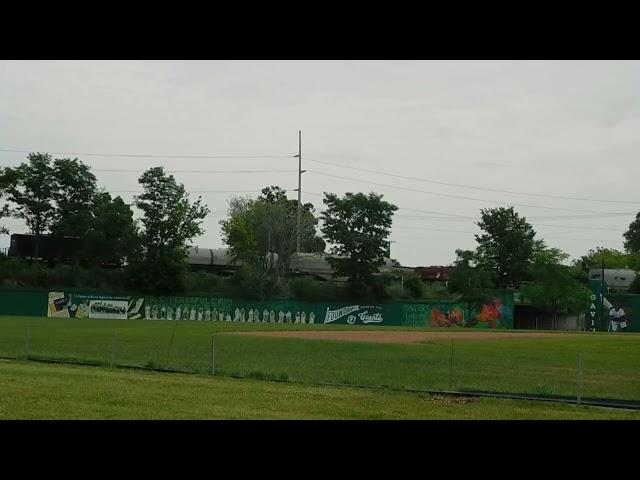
7,234 -> 427,281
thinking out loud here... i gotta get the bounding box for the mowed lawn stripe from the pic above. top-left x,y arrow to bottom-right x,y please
1,316 -> 639,401
1,360 -> 639,419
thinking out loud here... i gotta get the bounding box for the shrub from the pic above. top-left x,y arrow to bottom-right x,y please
288,276 -> 346,302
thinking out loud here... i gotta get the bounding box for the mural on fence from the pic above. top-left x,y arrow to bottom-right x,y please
422,297 -> 512,329
43,291 -> 514,327
430,305 -> 465,327
586,280 -> 639,332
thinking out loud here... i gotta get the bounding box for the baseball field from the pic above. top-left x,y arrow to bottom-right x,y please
1,315 -> 639,419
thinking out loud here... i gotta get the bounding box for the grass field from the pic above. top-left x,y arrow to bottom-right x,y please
1,315 -> 639,406
1,359 -> 639,419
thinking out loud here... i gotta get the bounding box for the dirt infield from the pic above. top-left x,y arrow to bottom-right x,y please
235,330 -> 583,344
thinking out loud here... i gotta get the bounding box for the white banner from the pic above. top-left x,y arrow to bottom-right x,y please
89,300 -> 129,319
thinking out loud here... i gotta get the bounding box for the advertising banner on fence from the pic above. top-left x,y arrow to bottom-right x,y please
323,305 -> 384,325
48,292 -> 145,319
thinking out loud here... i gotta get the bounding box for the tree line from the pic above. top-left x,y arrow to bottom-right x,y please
0,153 -> 209,293
2,152 -> 640,310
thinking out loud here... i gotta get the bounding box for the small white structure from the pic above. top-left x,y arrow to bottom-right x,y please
589,268 -> 637,291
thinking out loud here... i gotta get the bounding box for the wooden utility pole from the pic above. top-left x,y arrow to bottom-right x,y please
295,130 -> 303,253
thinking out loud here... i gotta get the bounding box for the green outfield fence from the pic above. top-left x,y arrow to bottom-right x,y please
0,288 -> 514,329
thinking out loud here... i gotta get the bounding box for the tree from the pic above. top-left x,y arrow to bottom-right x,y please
82,192 -> 139,267
0,167 -> 11,235
129,167 -> 210,293
578,247 -> 640,271
4,153 -> 57,258
320,191 -> 398,296
257,186 -> 325,254
474,207 -> 542,289
448,248 -> 498,302
221,186 -> 325,295
624,213 -> 640,255
520,248 -> 591,326
50,158 -> 98,239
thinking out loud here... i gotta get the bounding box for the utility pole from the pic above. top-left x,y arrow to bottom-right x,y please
295,130 -> 305,253
600,258 -> 605,332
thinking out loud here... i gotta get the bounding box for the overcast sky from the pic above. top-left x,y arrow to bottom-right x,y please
1,60 -> 638,266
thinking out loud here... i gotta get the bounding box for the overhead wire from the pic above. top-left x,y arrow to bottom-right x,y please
306,170 -> 635,215
305,156 -> 640,205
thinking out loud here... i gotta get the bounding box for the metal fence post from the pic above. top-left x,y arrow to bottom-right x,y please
211,335 -> 215,377
111,333 -> 117,368
577,353 -> 584,407
24,326 -> 31,359
449,339 -> 454,392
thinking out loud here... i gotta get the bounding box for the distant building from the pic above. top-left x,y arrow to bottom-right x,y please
414,266 -> 454,287
588,268 -> 637,291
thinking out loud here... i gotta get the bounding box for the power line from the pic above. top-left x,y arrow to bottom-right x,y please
306,157 -> 640,205
111,188 -> 299,194
392,225 -> 619,243
111,189 -> 268,194
301,190 -> 634,221
396,216 -> 624,231
0,148 -> 292,159
306,170 -> 635,215
93,168 -> 292,174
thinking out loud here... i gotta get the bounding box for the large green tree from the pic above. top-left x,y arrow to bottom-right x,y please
50,158 -> 98,239
320,192 -> 397,295
624,213 -> 640,255
82,192 -> 139,267
520,247 -> 591,325
448,248 -> 498,302
129,167 -> 210,293
474,207 -> 542,289
4,153 -> 57,257
0,167 -> 11,235
221,186 -> 324,296
578,247 -> 640,271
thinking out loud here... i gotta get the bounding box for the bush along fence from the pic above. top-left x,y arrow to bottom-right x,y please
0,288 -> 514,328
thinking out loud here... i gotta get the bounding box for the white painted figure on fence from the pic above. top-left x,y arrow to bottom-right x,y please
278,311 -> 284,323
609,304 -> 627,332
219,311 -> 224,322
309,312 -> 315,324
190,307 -> 196,321
248,309 -> 254,322
145,305 -> 151,320
301,311 -> 306,324
286,311 -> 292,323
295,311 -> 300,324
205,308 -> 211,321
167,307 -> 173,321
241,308 -> 246,322
198,309 -> 203,321
234,308 -> 241,322
270,310 -> 275,323
263,309 -> 269,323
